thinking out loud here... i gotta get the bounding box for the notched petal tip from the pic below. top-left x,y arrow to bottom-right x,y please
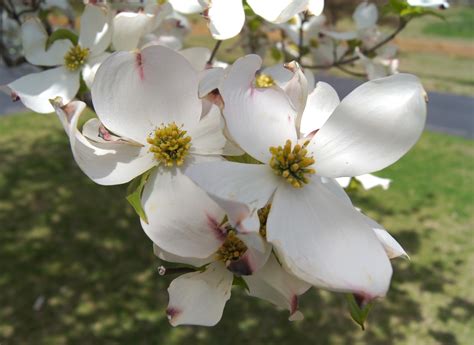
166,307 -> 182,326
283,61 -> 301,73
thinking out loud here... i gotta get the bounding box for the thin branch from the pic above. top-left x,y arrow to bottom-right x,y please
207,40 -> 222,65
302,17 -> 408,70
297,11 -> 309,63
335,65 -> 366,78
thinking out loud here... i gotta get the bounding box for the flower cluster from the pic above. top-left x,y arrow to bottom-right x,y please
3,0 -> 438,327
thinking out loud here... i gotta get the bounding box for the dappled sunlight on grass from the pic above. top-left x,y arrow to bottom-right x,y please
0,113 -> 473,344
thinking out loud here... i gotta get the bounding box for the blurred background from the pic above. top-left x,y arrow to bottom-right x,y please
0,1 -> 473,344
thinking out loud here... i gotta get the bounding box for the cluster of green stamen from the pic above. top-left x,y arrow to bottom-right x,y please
257,204 -> 271,239
255,74 -> 275,88
269,140 -> 316,188
147,122 -> 192,167
64,45 -> 89,71
216,230 -> 248,265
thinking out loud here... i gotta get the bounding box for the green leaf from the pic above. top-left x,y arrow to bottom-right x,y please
271,47 -> 283,62
46,29 -> 78,50
232,276 -> 249,291
345,294 -> 374,330
401,7 -> 445,20
126,169 -> 154,224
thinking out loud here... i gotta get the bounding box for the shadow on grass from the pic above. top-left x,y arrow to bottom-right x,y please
0,122 -> 466,345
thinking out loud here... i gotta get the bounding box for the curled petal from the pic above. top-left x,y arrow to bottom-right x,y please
243,254 -> 311,320
283,61 -> 308,136
167,262 -> 233,326
153,244 -> 212,267
310,74 -> 427,178
51,99 -> 155,185
362,215 -> 408,259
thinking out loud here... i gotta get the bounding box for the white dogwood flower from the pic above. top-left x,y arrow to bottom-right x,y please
8,4 -> 112,113
189,0 -> 324,40
153,206 -> 272,326
51,45 -> 241,261
186,55 -> 427,300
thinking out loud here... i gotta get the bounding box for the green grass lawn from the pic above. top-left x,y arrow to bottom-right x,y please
0,112 -> 473,345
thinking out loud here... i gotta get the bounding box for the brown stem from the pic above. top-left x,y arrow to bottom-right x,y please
207,40 -> 222,65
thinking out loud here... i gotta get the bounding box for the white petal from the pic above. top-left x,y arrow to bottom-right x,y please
21,18 -> 72,66
373,229 -> 408,260
311,74 -> 427,178
300,81 -> 340,137
262,64 -> 293,88
79,4 -> 112,55
248,0 -> 309,23
167,262 -> 233,326
153,244 -> 212,267
267,178 -> 393,298
243,254 -> 311,320
188,105 -> 233,156
220,55 -> 297,163
51,99 -> 156,185
336,176 -> 351,188
92,45 -> 201,142
206,0 -> 245,40
283,62 -> 308,136
353,2 -> 378,30
169,0 -> 204,14
141,167 -> 226,258
362,215 -> 408,259
355,174 -> 391,190
8,67 -> 79,114
81,52 -> 111,89
185,161 -> 279,211
112,12 -> 155,51
180,47 -> 211,71
198,67 -> 225,98
307,0 -> 324,16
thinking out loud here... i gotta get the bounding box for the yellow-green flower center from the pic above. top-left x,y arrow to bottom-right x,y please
216,231 -> 248,265
255,74 -> 275,88
147,122 -> 192,167
269,140 -> 315,188
257,204 -> 271,239
64,45 -> 89,71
